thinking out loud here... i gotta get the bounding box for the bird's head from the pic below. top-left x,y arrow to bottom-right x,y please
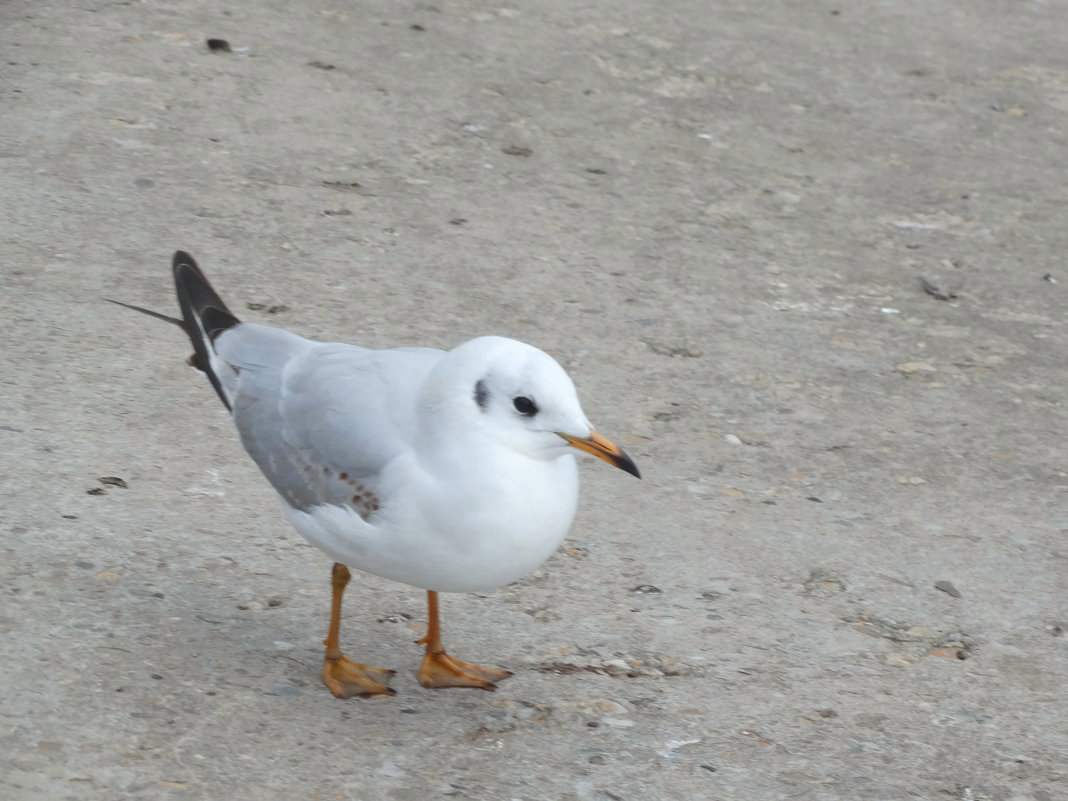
438,336 -> 640,478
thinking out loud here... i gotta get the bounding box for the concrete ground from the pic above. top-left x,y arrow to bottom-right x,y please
3,1 -> 1067,799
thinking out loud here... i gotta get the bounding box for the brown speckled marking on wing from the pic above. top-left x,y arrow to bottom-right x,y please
346,481 -> 381,520
310,462 -> 381,521
269,441 -> 380,520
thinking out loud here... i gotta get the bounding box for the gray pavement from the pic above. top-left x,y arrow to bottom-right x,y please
3,1 -> 1067,799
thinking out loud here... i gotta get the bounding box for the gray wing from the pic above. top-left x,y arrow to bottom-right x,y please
215,323 -> 442,513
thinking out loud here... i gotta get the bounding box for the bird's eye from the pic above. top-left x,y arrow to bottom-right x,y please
513,396 -> 538,416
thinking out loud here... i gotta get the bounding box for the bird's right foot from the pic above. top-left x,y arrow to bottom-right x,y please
322,654 -> 396,699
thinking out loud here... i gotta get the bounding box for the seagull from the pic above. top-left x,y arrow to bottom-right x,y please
113,252 -> 640,698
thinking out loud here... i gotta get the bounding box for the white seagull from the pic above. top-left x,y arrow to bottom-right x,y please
114,252 -> 640,698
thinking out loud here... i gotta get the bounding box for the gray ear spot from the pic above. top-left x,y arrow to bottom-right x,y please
474,379 -> 490,411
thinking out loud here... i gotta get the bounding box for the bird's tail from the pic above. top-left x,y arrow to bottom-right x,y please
109,251 -> 241,410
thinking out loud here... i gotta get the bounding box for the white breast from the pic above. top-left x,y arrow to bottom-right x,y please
282,452 -> 580,592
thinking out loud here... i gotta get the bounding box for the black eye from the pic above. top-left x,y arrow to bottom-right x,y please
513,396 -> 538,416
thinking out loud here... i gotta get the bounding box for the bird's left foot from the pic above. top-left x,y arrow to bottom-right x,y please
417,649 -> 513,691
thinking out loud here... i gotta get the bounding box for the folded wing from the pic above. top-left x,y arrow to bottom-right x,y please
215,323 -> 442,515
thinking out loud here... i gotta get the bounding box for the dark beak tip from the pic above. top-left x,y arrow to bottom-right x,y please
619,455 -> 642,480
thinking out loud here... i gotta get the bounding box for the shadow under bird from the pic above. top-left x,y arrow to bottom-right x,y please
113,252 -> 640,698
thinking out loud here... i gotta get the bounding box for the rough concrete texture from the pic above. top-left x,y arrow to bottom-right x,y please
3,1 -> 1068,799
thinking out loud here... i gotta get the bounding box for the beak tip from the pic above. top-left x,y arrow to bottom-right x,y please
560,431 -> 641,479
619,456 -> 642,480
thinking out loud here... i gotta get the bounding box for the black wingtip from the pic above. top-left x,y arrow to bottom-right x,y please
172,250 -> 241,337
172,251 -> 240,410
173,250 -> 204,278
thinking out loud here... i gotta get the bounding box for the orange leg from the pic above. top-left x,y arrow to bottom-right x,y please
416,590 -> 513,691
321,563 -> 395,699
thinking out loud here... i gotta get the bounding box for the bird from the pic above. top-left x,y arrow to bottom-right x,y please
112,251 -> 640,698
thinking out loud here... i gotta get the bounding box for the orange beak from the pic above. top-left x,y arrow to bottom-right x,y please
558,431 -> 641,479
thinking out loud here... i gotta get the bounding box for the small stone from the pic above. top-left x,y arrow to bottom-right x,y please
588,754 -> 607,764
590,699 -> 629,715
816,709 -> 838,718
928,647 -> 965,660
906,626 -> 933,638
896,476 -> 926,485
896,361 -> 936,374
99,476 -> 128,488
724,434 -> 743,445
934,580 -> 962,598
600,716 -> 635,728
502,145 -> 533,157
631,584 -> 662,594
377,612 -> 413,623
75,561 -> 94,569
659,738 -> 701,758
